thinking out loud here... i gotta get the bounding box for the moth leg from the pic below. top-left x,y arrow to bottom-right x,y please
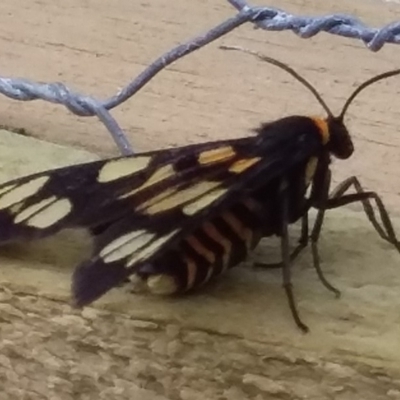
289,214 -> 310,262
279,179 -> 309,333
254,214 -> 309,269
309,174 -> 400,297
309,206 -> 341,298
309,169 -> 341,297
327,176 -> 400,251
261,204 -> 340,298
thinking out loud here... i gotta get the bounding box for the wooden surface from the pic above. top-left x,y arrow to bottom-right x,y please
1,1 -> 400,399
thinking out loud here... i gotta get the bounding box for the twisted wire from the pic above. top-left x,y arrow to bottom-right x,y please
1,1 -> 398,154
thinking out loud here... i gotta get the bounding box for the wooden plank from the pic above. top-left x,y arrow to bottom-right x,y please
1,0 -> 400,398
0,131 -> 400,399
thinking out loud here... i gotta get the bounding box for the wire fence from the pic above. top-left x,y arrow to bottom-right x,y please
1,0 -> 400,156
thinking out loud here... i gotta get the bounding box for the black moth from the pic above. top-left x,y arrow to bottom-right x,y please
0,54 -> 399,332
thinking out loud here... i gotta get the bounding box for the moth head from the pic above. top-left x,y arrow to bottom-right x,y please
224,47 -> 400,162
325,68 -> 400,160
325,116 -> 354,160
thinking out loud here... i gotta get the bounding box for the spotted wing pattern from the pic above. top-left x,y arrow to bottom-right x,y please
0,116 -> 324,306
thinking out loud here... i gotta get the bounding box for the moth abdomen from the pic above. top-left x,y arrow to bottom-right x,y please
135,197 -> 265,295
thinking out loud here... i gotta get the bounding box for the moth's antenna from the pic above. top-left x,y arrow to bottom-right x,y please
220,45 -> 334,118
339,69 -> 400,120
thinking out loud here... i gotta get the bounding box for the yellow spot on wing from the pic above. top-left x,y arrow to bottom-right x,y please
183,187 -> 228,216
101,230 -> 155,263
228,157 -> 261,174
18,198 -> 72,228
126,230 -> 178,267
141,181 -> 221,215
97,156 -> 151,183
0,176 -> 49,210
119,164 -> 175,199
198,146 -> 236,165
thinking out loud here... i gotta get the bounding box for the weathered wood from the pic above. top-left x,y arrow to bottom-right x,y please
0,132 -> 400,399
1,0 -> 400,398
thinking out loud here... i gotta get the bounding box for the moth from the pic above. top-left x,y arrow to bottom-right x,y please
0,54 -> 399,332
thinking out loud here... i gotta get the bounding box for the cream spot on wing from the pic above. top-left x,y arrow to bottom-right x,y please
119,164 -> 175,199
228,157 -> 261,174
101,230 -> 155,263
141,181 -> 221,215
146,274 -> 178,295
9,202 -> 24,215
20,198 -> 72,228
198,146 -> 236,165
0,176 -> 49,210
97,156 -> 151,183
126,230 -> 178,267
137,188 -> 177,213
183,187 -> 228,216
141,164 -> 175,188
14,196 -> 57,223
100,230 -> 145,257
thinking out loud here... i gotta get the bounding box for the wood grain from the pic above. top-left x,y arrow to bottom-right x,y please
1,1 -> 400,399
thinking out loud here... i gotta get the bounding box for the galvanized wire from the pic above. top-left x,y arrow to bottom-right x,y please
0,1 -> 399,155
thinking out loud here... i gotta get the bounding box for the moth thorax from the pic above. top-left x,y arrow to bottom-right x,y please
146,274 -> 178,295
327,117 -> 354,160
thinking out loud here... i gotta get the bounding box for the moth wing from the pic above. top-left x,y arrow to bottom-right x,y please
0,139 -> 252,243
72,126 -> 323,306
0,119 -> 323,306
